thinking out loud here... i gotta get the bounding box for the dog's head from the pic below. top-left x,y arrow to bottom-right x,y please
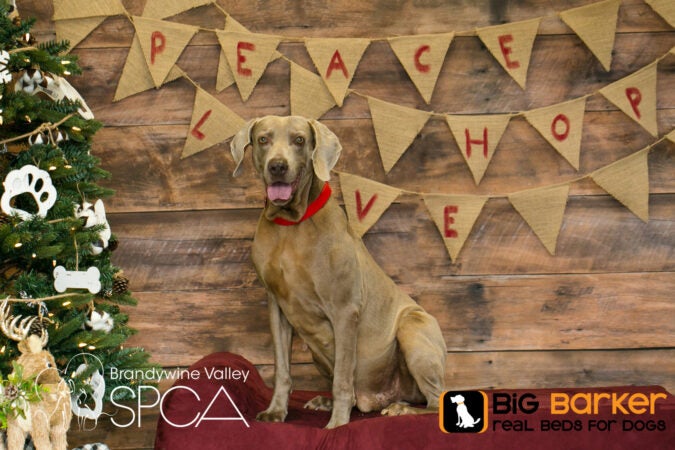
450,395 -> 465,404
231,116 -> 341,211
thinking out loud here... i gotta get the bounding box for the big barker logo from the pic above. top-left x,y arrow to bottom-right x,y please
440,390 -> 488,433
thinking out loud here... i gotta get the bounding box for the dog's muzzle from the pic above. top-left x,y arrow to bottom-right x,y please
266,159 -> 302,205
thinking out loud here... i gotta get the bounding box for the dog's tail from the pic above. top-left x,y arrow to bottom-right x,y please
473,418 -> 481,425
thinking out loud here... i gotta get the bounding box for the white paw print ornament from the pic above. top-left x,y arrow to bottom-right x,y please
1,165 -> 57,220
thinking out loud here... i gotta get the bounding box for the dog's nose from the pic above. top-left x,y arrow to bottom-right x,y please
268,159 -> 288,177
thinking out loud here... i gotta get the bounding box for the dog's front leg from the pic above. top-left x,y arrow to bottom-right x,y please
256,294 -> 293,423
325,305 -> 359,429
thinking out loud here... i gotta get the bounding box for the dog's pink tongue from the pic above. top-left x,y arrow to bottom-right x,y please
267,183 -> 292,202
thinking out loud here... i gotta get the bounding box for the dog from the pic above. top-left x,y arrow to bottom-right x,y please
231,116 -> 447,429
449,395 -> 481,428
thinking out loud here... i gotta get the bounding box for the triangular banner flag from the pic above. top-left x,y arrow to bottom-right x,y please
476,18 -> 540,89
388,33 -> 454,104
217,31 -> 280,102
559,0 -> 620,71
645,0 -> 675,27
524,97 -> 587,170
599,62 -> 658,137
54,16 -> 107,51
667,129 -> 675,143
368,97 -> 431,173
142,0 -> 213,19
509,184 -> 570,255
339,173 -> 402,237
305,38 -> 370,107
216,15 -> 254,92
114,34 -> 183,101
133,16 -> 199,88
445,114 -> 512,184
290,62 -> 337,119
53,0 -> 125,20
182,87 -> 247,158
423,194 -> 488,261
590,147 -> 650,222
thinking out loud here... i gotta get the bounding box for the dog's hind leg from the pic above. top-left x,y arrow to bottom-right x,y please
383,309 -> 446,416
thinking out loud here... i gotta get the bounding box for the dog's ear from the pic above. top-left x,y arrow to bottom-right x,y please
309,119 -> 342,181
230,118 -> 259,177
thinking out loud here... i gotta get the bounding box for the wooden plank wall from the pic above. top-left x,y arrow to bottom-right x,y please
22,0 -> 674,447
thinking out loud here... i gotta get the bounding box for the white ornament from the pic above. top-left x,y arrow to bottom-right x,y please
53,266 -> 101,294
86,310 -> 113,333
70,363 -> 105,421
74,199 -> 111,255
1,165 -> 57,220
17,71 -> 94,120
0,50 -> 10,84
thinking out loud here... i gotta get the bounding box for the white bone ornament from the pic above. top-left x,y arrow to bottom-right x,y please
1,165 -> 57,220
53,266 -> 101,294
74,199 -> 111,255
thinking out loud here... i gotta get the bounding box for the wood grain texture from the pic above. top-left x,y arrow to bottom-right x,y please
121,272 -> 675,368
13,0 -> 673,445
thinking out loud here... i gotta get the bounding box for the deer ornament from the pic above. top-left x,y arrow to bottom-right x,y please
0,301 -> 71,450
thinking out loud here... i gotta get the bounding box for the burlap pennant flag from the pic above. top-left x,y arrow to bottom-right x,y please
509,184 -> 570,255
217,31 -> 280,101
388,33 -> 454,104
368,97 -> 431,173
445,114 -> 512,184
645,0 -> 675,27
142,0 -> 213,19
599,62 -> 658,137
133,16 -> 199,89
667,129 -> 675,143
559,0 -> 621,71
524,97 -> 587,170
339,173 -> 402,238
423,194 -> 488,261
476,18 -> 540,89
216,16 -> 255,92
52,0 -> 125,20
305,38 -> 370,107
54,17 -> 107,51
182,87 -> 247,158
114,34 -> 183,101
590,147 -> 650,222
290,62 -> 337,119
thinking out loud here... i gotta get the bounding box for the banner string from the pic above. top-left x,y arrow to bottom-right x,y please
333,135 -> 665,200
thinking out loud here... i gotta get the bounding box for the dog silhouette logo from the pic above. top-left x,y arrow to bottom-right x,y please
440,391 -> 488,433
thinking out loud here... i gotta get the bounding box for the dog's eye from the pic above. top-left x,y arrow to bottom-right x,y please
258,136 -> 268,145
294,136 -> 305,145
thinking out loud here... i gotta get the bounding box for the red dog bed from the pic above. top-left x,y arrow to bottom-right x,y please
155,352 -> 673,449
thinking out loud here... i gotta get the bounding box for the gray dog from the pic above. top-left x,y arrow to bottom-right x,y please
231,116 -> 447,428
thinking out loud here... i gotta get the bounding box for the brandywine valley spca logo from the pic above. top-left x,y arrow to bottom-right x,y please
440,390 -> 488,433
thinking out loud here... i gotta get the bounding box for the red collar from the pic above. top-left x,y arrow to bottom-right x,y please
272,183 -> 332,226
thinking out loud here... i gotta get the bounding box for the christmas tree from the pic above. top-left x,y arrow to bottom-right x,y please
0,1 -> 155,416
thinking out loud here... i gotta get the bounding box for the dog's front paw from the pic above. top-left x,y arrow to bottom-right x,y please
304,395 -> 333,411
256,408 -> 287,423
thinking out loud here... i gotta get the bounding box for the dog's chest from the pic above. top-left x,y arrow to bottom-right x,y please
252,229 -> 329,323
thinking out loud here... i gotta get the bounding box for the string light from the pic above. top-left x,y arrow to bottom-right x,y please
78,342 -> 87,348
62,301 -> 71,307
14,242 -> 22,248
